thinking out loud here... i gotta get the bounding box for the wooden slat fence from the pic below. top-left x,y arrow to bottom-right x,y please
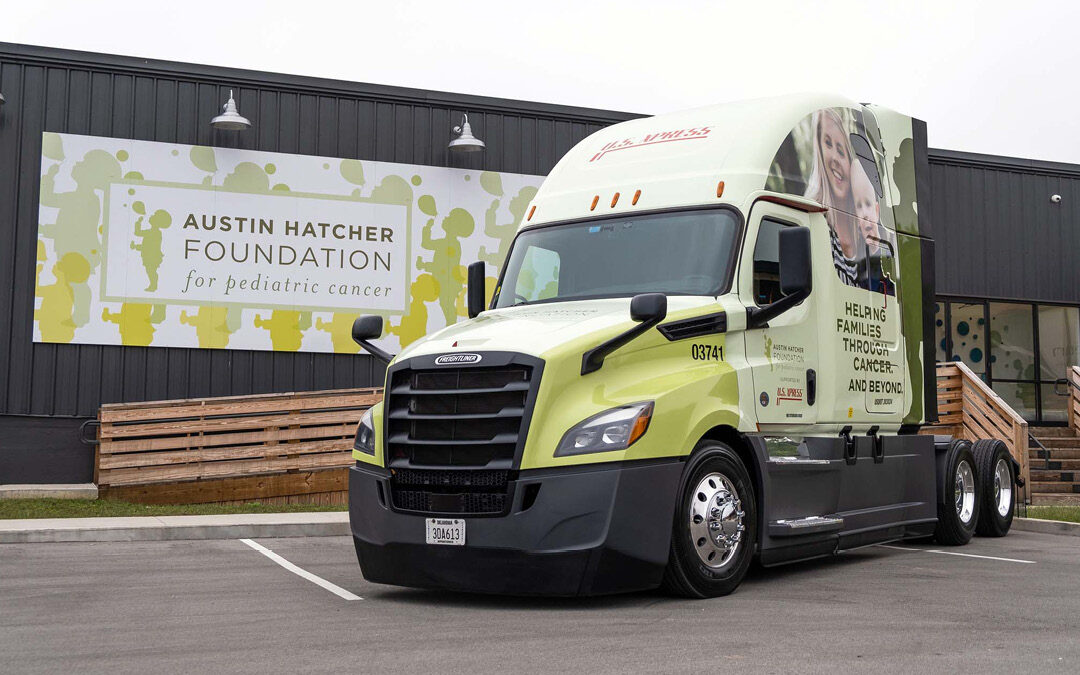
96,388 -> 383,505
1068,366 -> 1080,437
922,361 -> 1030,502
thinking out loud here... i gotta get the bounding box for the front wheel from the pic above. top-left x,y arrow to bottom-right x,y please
934,439 -> 980,546
662,441 -> 757,598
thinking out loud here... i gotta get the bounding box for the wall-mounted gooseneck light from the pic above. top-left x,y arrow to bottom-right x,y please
448,113 -> 485,152
210,89 -> 251,130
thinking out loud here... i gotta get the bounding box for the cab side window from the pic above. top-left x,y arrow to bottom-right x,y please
752,218 -> 789,306
849,133 -> 883,198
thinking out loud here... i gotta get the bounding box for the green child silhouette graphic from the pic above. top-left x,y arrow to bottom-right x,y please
101,303 -> 166,347
387,273 -> 441,347
255,310 -> 312,352
315,313 -> 363,354
39,148 -> 122,326
130,207 -> 172,292
35,252 -> 92,343
417,207 -> 475,326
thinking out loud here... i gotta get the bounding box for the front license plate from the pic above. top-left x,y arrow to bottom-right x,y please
425,518 -> 465,546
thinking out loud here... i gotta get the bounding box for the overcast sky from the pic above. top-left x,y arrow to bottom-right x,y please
4,0 -> 1076,163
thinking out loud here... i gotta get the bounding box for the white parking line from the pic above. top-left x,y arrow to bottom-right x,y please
239,539 -> 362,600
876,544 -> 1035,564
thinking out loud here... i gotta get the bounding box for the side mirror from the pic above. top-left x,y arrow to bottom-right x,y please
467,261 -> 486,318
351,315 -> 383,342
747,227 -> 812,329
779,227 -> 812,296
351,315 -> 393,364
630,292 -> 668,323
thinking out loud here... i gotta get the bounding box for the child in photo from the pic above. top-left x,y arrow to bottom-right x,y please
850,158 -> 895,296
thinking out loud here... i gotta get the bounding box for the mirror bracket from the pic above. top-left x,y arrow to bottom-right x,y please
351,315 -> 395,364
581,294 -> 667,375
746,287 -> 810,329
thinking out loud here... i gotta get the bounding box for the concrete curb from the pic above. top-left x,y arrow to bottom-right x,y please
1012,517 -> 1080,537
0,511 -> 349,544
0,484 -> 99,499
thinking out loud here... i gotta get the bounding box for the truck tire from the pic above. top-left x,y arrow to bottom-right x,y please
662,441 -> 757,598
972,439 -> 1015,537
934,439 -> 980,546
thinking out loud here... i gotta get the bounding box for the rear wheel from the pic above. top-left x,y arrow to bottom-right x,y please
662,441 -> 757,598
934,439 -> 980,546
973,439 -> 1015,537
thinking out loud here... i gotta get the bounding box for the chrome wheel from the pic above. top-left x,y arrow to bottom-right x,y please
689,472 -> 745,570
955,459 -> 976,524
993,457 -> 1013,518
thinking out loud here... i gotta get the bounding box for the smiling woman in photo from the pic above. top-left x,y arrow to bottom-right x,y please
804,108 -> 860,286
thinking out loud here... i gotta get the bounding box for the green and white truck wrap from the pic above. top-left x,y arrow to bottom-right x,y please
347,94 -> 1017,597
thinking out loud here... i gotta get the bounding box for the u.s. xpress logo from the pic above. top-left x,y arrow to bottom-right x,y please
434,353 -> 483,366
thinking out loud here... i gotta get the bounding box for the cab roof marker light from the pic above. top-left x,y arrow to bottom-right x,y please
527,205 -> 536,221
590,195 -> 599,211
716,180 -> 725,198
610,192 -> 620,208
632,189 -> 641,205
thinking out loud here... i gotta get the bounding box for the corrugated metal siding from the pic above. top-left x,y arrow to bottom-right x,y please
928,151 -> 1080,304
0,44 -> 635,419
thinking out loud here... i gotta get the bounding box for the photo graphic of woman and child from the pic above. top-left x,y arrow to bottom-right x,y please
804,108 -> 895,296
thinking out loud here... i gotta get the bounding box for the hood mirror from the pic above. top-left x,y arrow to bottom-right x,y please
467,261 -> 486,318
351,315 -> 393,364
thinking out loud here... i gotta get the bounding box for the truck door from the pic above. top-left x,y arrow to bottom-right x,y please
741,203 -> 818,426
851,132 -> 906,417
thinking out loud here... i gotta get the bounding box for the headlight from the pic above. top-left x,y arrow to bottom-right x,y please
555,402 -> 653,457
354,408 -> 376,455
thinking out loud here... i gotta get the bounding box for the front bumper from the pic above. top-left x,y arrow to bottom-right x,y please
348,459 -> 684,596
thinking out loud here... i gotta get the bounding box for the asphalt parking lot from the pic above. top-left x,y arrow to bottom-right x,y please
2,529 -> 1078,674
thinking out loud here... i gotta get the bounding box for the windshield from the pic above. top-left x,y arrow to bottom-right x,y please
493,208 -> 741,308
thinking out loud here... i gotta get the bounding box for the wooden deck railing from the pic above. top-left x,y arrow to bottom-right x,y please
1067,366 -> 1080,437
924,361 -> 1030,501
96,388 -> 383,505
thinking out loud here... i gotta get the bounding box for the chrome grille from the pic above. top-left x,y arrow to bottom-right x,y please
385,365 -> 532,468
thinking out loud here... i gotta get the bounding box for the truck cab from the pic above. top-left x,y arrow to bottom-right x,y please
347,94 -> 1005,597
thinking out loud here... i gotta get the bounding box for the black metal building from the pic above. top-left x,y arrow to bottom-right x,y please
1,43 -> 1078,483
0,43 -> 634,483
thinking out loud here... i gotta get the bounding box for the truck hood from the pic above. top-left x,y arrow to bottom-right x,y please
396,296 -> 722,362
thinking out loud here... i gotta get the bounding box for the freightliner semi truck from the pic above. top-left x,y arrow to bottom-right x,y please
346,94 -> 1021,598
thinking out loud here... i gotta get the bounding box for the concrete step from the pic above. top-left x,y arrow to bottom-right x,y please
1029,448 -> 1080,460
1030,481 -> 1080,494
1031,493 -> 1080,506
0,484 -> 98,499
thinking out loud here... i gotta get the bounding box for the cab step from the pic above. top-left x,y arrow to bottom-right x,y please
769,515 -> 844,537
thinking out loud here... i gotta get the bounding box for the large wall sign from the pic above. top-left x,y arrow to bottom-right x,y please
34,133 -> 542,353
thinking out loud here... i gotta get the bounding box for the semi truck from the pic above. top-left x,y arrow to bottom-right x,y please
345,93 -> 1021,597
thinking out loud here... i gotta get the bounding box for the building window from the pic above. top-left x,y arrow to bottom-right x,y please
939,296 -> 1080,423
934,302 -> 947,364
989,302 -> 1035,381
1037,305 -> 1079,422
949,301 -> 987,377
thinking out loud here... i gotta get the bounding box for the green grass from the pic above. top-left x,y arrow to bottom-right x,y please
0,498 -> 346,520
1024,505 -> 1080,524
